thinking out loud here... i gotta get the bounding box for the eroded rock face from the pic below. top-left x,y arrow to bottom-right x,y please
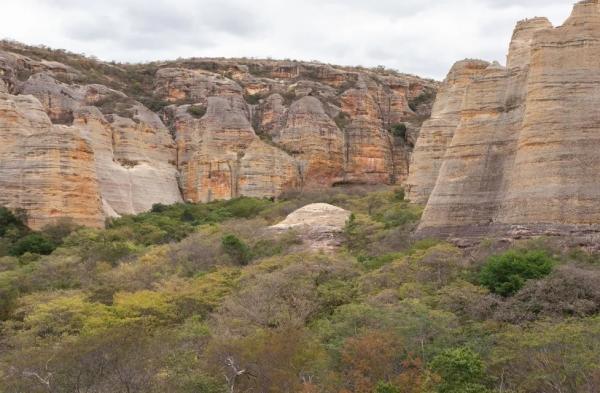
0,43 -> 437,227
406,60 -> 490,204
0,66 -> 182,227
171,94 -> 298,203
74,108 -> 182,218
0,93 -> 104,229
412,0 -> 600,241
340,75 -> 414,186
275,96 -> 345,186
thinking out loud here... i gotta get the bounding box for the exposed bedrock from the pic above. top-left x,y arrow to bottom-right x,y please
410,0 -> 600,242
0,41 -> 437,227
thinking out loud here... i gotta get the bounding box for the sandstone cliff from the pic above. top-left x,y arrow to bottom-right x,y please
410,0 -> 600,241
0,42 -> 437,228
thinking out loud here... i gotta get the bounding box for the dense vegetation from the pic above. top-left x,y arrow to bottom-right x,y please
1,188 -> 599,393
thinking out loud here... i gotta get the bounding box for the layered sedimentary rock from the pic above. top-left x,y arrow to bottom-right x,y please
0,40 -> 437,227
340,75 -> 415,185
274,96 -> 345,186
412,0 -> 600,240
0,93 -> 103,229
0,68 -> 182,227
75,109 -> 182,218
406,60 -> 490,204
171,95 -> 298,203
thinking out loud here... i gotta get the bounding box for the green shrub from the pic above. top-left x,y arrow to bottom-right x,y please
409,89 -> 436,112
357,253 -> 400,270
221,234 -> 251,265
187,105 -> 207,118
221,197 -> 273,218
107,198 -> 274,248
377,205 -> 421,228
334,112 -> 351,130
0,271 -> 19,320
244,94 -> 262,105
393,188 -> 405,201
430,347 -> 488,393
151,203 -> 169,213
40,219 -> 80,245
0,207 -> 27,238
479,249 -> 555,297
9,233 -> 56,256
375,381 -> 401,393
390,123 -> 407,139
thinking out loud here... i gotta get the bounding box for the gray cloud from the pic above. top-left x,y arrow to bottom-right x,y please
0,0 -> 575,79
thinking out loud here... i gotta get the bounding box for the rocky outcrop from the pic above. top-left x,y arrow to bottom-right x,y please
412,0 -> 600,241
172,95 -> 298,203
271,203 -> 351,250
0,93 -> 104,229
0,41 -> 437,228
275,96 -> 345,186
0,69 -> 182,228
406,60 -> 490,204
74,108 -> 182,218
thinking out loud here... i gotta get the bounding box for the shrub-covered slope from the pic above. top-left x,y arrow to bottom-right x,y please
1,187 -> 599,393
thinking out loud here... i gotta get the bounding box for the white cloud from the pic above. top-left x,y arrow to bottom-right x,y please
0,0 -> 575,79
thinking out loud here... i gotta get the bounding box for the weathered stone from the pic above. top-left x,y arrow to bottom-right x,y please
0,93 -> 103,229
271,203 -> 351,250
414,0 -> 600,241
274,96 -> 345,187
406,60 -> 490,204
340,75 -> 413,185
0,43 -> 439,227
175,95 -> 299,202
258,93 -> 287,138
75,108 -> 182,217
17,72 -> 183,217
154,67 -> 242,103
0,49 -> 82,92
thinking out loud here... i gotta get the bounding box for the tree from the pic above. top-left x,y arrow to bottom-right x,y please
339,330 -> 424,393
429,348 -> 488,393
206,328 -> 326,393
40,219 -> 79,245
9,233 -> 56,256
0,206 -> 27,237
491,318 -> 600,393
221,234 -> 251,265
479,249 -> 555,296
375,381 -> 401,393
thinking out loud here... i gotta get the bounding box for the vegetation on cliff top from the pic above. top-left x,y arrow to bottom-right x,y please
1,187 -> 600,393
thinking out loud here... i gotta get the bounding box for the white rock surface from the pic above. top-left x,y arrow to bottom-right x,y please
271,203 -> 351,250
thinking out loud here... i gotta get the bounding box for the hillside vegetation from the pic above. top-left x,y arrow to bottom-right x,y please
1,188 -> 599,393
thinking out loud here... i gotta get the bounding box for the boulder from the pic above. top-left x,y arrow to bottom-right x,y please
271,203 -> 351,250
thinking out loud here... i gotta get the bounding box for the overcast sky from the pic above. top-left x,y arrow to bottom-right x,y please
0,0 -> 575,80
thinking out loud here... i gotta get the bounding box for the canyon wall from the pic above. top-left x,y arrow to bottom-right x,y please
410,0 -> 600,241
0,46 -> 437,228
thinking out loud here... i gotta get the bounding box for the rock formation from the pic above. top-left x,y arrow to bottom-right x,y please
0,41 -> 437,228
406,60 -> 490,204
0,93 -> 104,229
270,203 -> 351,250
410,0 -> 600,241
